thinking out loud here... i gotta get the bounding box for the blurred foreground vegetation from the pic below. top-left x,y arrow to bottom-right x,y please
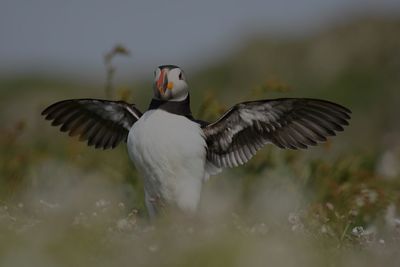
0,18 -> 400,266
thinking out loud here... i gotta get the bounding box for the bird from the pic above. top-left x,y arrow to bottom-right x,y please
41,65 -> 351,218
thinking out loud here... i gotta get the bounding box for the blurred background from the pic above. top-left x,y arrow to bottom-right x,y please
1,1 -> 400,266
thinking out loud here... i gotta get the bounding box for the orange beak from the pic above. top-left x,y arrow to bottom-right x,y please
156,69 -> 167,95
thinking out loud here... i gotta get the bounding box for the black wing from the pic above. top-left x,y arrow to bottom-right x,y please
202,98 -> 351,168
42,99 -> 142,149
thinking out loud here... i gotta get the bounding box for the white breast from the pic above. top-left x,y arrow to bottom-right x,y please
127,110 -> 206,214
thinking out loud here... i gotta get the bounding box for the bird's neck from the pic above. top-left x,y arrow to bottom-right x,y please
148,94 -> 192,117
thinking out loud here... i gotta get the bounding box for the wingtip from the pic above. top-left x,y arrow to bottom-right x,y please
41,107 -> 50,116
334,102 -> 352,115
343,105 -> 352,114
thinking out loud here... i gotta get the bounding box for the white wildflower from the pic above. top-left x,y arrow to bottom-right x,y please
95,199 -> 110,208
349,209 -> 359,217
355,196 -> 364,207
326,202 -> 334,211
361,188 -> 378,203
39,199 -> 59,209
352,226 -> 364,237
116,218 -> 132,231
288,212 -> 300,224
288,212 -> 304,232
72,212 -> 89,226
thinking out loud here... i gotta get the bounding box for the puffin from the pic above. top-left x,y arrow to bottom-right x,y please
42,65 -> 351,218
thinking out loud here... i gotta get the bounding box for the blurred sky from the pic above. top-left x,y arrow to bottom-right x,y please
1,0 -> 400,81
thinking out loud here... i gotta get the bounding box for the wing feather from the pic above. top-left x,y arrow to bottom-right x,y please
42,99 -> 142,149
202,98 -> 351,169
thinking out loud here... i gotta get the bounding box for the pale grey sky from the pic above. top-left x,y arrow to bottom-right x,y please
1,0 -> 399,80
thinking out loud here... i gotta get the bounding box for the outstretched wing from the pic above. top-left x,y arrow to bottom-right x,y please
42,99 -> 142,149
202,98 -> 351,169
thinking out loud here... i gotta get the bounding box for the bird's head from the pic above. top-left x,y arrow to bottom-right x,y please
153,65 -> 188,101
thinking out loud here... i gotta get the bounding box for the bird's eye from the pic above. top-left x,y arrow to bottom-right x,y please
179,72 -> 183,80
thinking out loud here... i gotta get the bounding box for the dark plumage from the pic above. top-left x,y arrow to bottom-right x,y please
42,96 -> 351,167
202,98 -> 351,168
42,99 -> 142,149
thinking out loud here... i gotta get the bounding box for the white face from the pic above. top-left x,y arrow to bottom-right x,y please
153,66 -> 189,101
